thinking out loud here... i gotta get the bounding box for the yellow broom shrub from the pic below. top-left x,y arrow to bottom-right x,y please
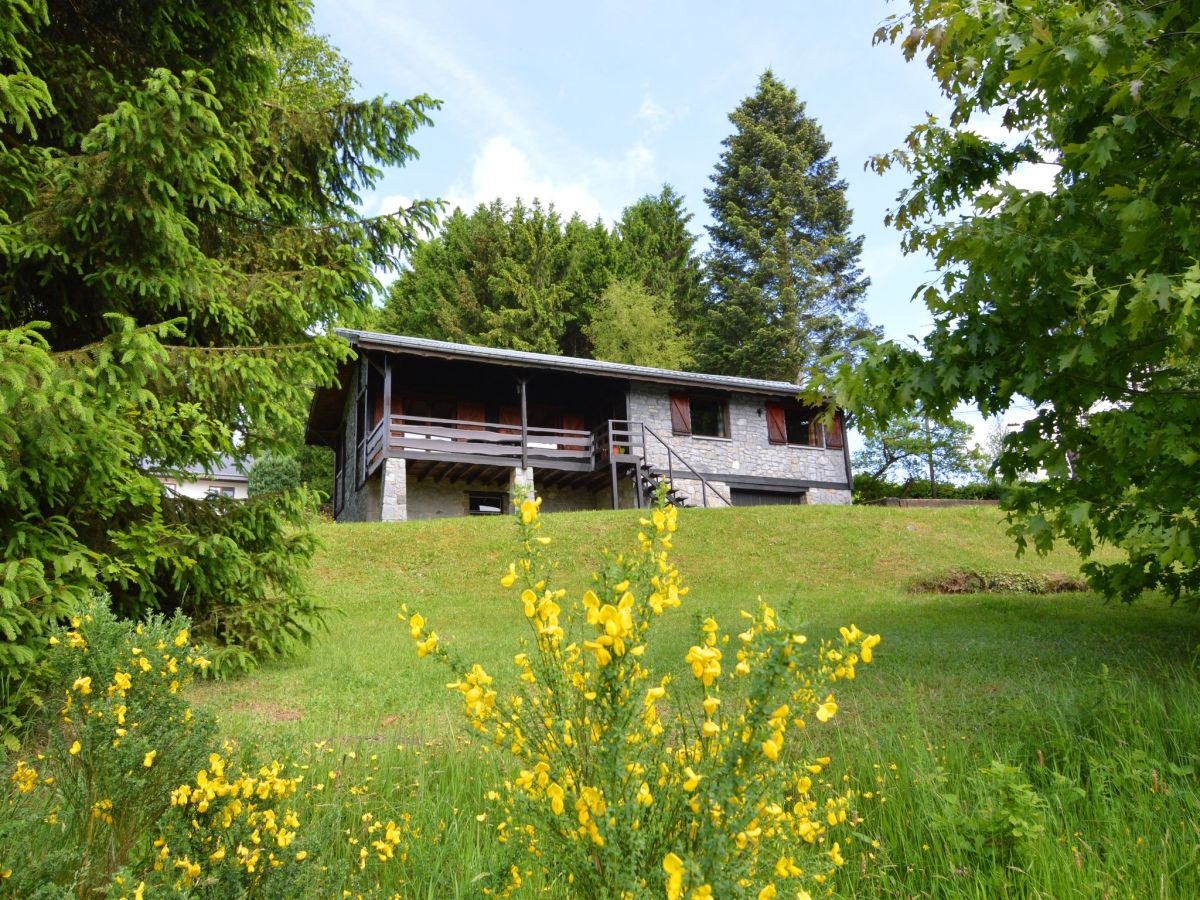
402,489 -> 881,898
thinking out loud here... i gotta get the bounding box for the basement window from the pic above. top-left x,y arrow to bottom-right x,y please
467,492 -> 507,516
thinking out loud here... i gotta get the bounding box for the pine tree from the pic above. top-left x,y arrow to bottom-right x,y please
700,70 -> 875,381
0,0 -> 439,715
382,199 -> 616,356
614,186 -> 706,353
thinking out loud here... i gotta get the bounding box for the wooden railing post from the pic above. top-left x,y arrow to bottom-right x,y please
608,419 -> 619,510
518,377 -> 528,471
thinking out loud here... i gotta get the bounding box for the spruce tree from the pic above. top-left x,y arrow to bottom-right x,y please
700,70 -> 875,381
614,186 -> 706,354
0,0 -> 439,716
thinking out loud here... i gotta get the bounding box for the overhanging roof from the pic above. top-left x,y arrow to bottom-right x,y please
338,330 -> 809,397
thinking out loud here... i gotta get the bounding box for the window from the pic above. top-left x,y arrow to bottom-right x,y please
467,492 -> 506,515
766,402 -> 834,448
206,486 -> 236,499
670,391 -> 728,438
784,406 -> 815,446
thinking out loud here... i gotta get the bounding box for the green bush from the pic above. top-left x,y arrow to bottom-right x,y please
248,454 -> 303,496
0,597 -> 344,897
908,569 -> 1088,595
853,472 -> 1004,503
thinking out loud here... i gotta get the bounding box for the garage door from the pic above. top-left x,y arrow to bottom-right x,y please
729,489 -> 807,507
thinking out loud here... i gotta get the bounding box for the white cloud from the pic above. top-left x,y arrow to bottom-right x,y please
372,193 -> 413,216
443,135 -> 658,225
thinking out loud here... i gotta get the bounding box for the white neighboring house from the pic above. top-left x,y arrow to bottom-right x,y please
159,456 -> 251,500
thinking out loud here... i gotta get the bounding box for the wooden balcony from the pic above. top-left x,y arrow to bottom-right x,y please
361,414 -> 597,479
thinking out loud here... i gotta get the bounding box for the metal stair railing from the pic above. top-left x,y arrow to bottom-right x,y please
605,420 -> 732,509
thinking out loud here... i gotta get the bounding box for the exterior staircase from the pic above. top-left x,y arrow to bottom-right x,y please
602,420 -> 732,510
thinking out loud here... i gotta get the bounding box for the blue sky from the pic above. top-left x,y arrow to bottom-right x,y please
311,1 -> 1036,444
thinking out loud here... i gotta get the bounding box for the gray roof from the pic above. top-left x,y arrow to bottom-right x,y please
337,329 -> 810,397
176,454 -> 250,482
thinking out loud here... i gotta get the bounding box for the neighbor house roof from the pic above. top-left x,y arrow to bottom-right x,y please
171,454 -> 249,483
306,329 -> 814,445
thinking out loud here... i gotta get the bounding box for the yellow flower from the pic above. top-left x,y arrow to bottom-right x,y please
828,841 -> 845,866
143,750 -> 157,768
635,782 -> 653,806
72,676 -> 92,694
210,846 -> 226,861
547,782 -> 565,815
701,720 -> 720,738
174,628 -> 189,648
663,852 -> 684,900
408,613 -> 425,639
519,498 -> 539,524
702,696 -> 720,716
112,671 -> 132,694
762,735 -> 781,761
69,741 -> 82,755
682,767 -> 703,791
416,632 -> 439,657
816,695 -> 838,723
861,633 -> 881,663
500,563 -> 517,588
684,645 -> 722,687
758,884 -> 777,900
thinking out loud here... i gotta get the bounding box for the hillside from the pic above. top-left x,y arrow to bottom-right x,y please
193,504 -> 1195,743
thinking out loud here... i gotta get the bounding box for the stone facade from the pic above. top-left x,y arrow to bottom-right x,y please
625,384 -> 850,498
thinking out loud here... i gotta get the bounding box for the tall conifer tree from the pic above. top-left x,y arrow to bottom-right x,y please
0,0 -> 439,711
700,71 -> 875,381
614,186 -> 706,352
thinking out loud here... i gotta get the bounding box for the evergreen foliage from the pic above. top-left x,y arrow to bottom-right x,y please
700,70 -> 877,382
613,186 -> 707,346
381,200 -> 613,356
841,1 -> 1200,602
0,0 -> 439,724
248,454 -> 303,497
381,187 -> 706,363
584,279 -> 692,369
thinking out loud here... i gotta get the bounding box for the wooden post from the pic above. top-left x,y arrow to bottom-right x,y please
381,354 -> 392,455
518,376 -> 528,471
924,416 -> 938,499
609,421 -> 619,510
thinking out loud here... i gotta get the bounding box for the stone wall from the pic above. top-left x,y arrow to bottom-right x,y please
626,384 -> 850,497
807,487 -> 853,506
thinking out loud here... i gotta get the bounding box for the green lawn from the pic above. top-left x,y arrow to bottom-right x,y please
193,504 -> 1192,744
190,505 -> 1200,897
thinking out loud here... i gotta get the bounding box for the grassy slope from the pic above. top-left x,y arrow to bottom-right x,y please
193,505 -> 1194,744
191,505 -> 1200,897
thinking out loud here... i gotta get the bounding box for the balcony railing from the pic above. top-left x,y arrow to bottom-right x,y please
363,414 -> 596,473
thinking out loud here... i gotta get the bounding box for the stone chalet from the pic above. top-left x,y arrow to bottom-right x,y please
305,330 -> 852,522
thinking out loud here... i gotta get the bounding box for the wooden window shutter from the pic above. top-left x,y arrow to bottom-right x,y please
669,392 -> 691,435
499,405 -> 521,435
561,412 -> 586,451
459,400 -> 485,431
765,402 -> 787,445
826,410 -> 845,449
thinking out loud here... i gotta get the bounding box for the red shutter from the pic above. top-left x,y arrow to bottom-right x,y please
826,410 -> 845,449
561,412 -> 586,451
499,405 -> 521,435
765,402 -> 787,445
459,400 -> 485,432
669,392 -> 691,435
